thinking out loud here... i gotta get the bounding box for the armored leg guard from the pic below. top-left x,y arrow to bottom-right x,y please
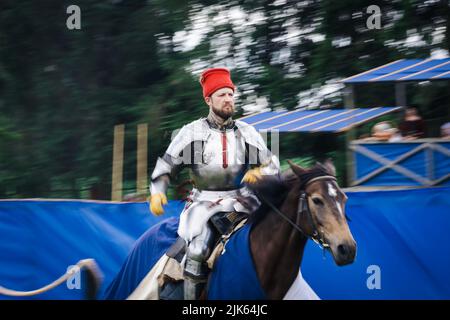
183,223 -> 216,300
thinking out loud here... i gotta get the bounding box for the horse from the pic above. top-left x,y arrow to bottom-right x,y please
245,159 -> 356,299
102,159 -> 356,300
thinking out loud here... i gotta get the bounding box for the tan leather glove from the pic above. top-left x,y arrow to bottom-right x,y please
241,167 -> 262,184
149,193 -> 168,216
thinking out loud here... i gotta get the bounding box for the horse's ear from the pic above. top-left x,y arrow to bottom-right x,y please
287,159 -> 307,176
322,158 -> 336,176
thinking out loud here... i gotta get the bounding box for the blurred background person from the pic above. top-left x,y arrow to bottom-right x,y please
399,107 -> 427,140
441,122 -> 450,139
366,121 -> 402,142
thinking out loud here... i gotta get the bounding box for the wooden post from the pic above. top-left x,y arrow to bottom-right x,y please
111,124 -> 125,201
343,84 -> 355,187
395,82 -> 407,107
137,123 -> 148,195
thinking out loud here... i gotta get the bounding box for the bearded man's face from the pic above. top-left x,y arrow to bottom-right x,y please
206,87 -> 235,119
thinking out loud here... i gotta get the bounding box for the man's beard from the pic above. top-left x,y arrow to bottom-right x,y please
212,102 -> 234,120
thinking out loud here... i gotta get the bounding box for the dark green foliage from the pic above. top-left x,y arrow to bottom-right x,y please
0,0 -> 448,198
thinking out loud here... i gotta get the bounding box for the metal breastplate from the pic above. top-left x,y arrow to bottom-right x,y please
191,127 -> 248,191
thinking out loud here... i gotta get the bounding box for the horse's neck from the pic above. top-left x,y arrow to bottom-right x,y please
250,183 -> 308,299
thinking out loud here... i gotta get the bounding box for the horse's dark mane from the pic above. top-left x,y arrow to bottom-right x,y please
247,163 -> 331,226
247,172 -> 290,226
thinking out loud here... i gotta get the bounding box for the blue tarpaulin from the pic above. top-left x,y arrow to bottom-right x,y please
1,187 -> 449,299
0,199 -> 183,300
101,216 -> 180,300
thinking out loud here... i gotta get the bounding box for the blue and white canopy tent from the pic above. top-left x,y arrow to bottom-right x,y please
239,59 -> 450,133
342,58 -> 450,83
238,106 -> 403,187
341,58 -> 450,107
238,59 -> 450,186
239,107 -> 402,133
340,58 -> 450,187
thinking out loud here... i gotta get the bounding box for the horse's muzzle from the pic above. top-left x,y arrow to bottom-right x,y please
334,241 -> 357,266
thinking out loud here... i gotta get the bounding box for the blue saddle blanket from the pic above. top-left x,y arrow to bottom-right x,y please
207,223 -> 266,299
102,217 -> 179,300
102,217 -> 266,300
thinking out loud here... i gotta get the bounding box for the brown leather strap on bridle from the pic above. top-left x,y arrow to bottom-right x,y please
258,175 -> 337,249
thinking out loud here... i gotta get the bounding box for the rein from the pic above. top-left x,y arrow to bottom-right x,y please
0,259 -> 101,298
258,175 -> 337,250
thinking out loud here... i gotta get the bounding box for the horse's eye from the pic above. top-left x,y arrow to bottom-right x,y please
312,198 -> 323,206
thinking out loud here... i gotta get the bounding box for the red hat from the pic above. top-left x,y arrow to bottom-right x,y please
200,68 -> 235,98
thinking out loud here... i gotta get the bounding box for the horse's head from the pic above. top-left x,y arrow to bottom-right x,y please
288,159 -> 357,266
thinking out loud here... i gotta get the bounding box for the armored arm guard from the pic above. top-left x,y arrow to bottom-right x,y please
149,156 -> 173,195
255,139 -> 280,177
150,120 -> 209,195
259,152 -> 281,177
235,120 -> 280,177
149,125 -> 192,196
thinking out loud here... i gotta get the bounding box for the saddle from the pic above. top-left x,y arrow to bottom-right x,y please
127,211 -> 247,300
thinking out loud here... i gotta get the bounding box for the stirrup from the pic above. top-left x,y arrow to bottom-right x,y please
183,276 -> 206,300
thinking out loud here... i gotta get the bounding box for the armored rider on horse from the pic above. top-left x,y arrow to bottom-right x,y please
148,68 -> 280,300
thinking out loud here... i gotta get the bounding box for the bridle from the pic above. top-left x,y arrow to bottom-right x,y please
258,174 -> 338,250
